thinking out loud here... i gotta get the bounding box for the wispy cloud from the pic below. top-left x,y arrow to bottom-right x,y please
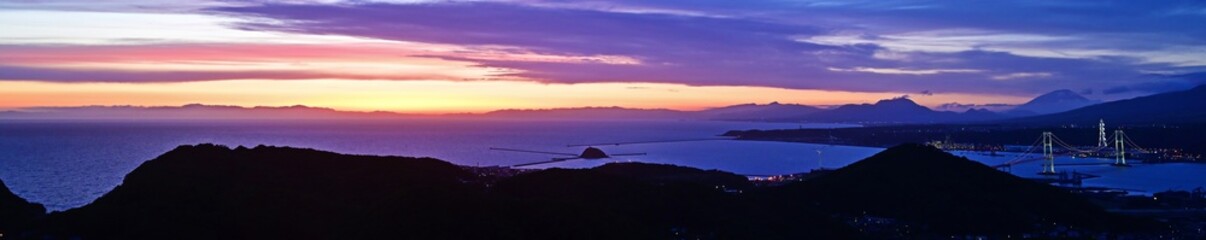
0,0 -> 1203,99
827,67 -> 982,75
992,72 -> 1053,80
195,2 -> 1200,96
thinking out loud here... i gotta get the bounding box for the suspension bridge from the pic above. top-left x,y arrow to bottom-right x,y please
992,119 -> 1154,176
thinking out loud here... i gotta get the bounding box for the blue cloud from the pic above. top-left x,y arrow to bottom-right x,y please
7,0 -> 1202,98
208,2 -> 1206,97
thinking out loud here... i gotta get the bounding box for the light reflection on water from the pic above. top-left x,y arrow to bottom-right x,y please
951,151 -> 1206,194
0,119 -> 1202,211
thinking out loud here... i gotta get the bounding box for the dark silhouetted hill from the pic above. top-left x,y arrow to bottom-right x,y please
961,108 -> 1001,120
775,144 -> 1156,235
492,168 -> 725,239
592,162 -> 752,190
1008,85 -> 1206,125
698,102 -> 822,121
5,144 -> 1172,238
32,144 -> 484,239
492,166 -> 853,239
1008,89 -> 1099,115
17,144 -> 854,239
0,179 -> 45,235
788,98 -> 1002,124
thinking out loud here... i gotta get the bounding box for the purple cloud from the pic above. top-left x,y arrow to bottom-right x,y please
560,0 -> 1206,44
0,65 -> 444,83
1104,72 -> 1206,95
207,2 -> 1205,96
3,0 -> 1202,99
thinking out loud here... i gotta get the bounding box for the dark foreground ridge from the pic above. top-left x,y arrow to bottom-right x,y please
0,179 -> 45,235
774,144 -> 1158,236
6,144 -> 850,239
0,144 -> 1170,239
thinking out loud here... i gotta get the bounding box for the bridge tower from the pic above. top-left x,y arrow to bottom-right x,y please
815,148 -> 824,170
1098,119 -> 1107,148
1040,132 -> 1056,174
1114,129 -> 1127,166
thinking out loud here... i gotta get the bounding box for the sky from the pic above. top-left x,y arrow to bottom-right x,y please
1,0 -> 1204,113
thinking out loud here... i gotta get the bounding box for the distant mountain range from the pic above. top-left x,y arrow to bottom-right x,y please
478,89 -> 1113,124
5,86 -> 1200,125
479,98 -> 1002,124
479,102 -> 823,121
490,87 -> 1206,126
1007,84 -> 1206,125
1007,89 -> 1100,115
0,102 -> 823,121
0,100 -> 1001,124
779,97 -> 1002,124
694,101 -> 822,121
0,104 -> 415,119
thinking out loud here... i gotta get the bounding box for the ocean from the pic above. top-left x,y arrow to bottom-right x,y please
1,118 -> 1203,211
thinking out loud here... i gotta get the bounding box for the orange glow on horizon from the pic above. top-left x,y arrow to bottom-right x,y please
0,42 -> 1031,114
0,80 -> 1028,114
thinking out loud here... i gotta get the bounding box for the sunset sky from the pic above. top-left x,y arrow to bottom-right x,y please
2,0 -> 1204,113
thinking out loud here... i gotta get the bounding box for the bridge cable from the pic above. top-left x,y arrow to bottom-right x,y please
1121,133 -> 1154,153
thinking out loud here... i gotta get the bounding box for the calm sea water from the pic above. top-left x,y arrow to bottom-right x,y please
1,119 -> 1203,211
